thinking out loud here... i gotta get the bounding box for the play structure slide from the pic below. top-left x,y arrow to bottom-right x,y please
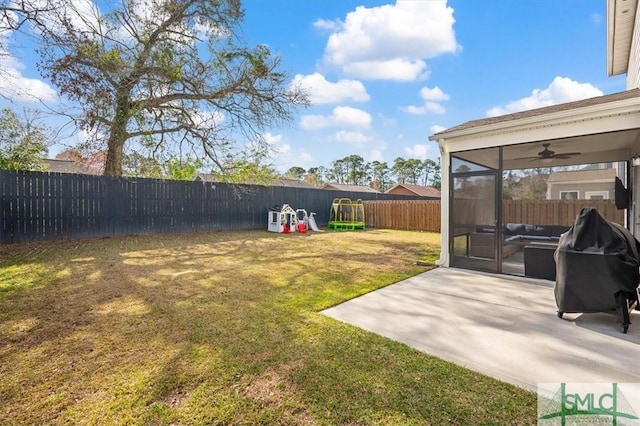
308,212 -> 321,231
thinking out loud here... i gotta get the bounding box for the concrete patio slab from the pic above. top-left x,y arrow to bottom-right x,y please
322,267 -> 640,392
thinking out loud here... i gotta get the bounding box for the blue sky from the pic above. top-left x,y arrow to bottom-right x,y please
0,0 -> 628,173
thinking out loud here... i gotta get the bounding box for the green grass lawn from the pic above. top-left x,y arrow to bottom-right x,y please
0,229 -> 536,425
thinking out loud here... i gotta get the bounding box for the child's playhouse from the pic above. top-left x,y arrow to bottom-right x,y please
268,204 -> 320,233
268,204 -> 299,233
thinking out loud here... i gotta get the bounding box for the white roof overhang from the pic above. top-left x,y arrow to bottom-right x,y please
429,94 -> 640,170
607,0 -> 638,76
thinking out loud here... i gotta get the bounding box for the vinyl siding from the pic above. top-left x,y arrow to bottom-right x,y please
548,181 -> 614,200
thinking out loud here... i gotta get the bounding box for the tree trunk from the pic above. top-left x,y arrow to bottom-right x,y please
103,93 -> 130,176
104,137 -> 124,176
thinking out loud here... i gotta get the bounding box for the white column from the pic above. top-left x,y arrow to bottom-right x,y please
437,139 -> 450,267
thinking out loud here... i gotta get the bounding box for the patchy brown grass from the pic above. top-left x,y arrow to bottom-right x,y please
0,229 -> 536,425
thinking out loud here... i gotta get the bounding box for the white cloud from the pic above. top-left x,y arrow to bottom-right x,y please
590,13 -> 602,25
263,132 -> 283,144
321,1 -> 459,80
0,67 -> 58,103
0,0 -> 103,104
334,130 -> 371,143
343,59 -> 429,82
262,133 -> 291,159
402,86 -> 449,115
313,18 -> 342,32
403,103 -> 445,115
0,31 -> 57,102
291,72 -> 369,105
300,106 -> 372,130
404,144 -> 431,160
403,105 -> 425,115
29,0 -> 102,37
486,76 -> 603,117
430,125 -> 447,134
420,86 -> 450,102
276,143 -> 291,154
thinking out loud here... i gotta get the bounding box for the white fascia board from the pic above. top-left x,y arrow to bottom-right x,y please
607,0 -> 617,76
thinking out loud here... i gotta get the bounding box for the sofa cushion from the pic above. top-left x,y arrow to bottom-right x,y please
503,223 -> 569,238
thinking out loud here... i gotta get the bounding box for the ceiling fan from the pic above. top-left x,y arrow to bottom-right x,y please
514,143 -> 581,162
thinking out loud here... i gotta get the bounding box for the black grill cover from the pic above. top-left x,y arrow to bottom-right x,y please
554,207 -> 640,312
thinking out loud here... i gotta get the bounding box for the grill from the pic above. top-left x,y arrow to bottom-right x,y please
554,207 -> 640,333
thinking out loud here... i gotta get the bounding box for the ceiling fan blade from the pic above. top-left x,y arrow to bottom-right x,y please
513,149 -> 581,161
553,152 -> 581,157
512,156 -> 542,160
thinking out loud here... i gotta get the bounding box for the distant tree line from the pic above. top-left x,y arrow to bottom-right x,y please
284,154 -> 441,191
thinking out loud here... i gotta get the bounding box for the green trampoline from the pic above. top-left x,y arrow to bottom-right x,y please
327,198 -> 365,231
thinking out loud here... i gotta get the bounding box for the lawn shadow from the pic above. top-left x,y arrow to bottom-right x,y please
0,229 -> 439,424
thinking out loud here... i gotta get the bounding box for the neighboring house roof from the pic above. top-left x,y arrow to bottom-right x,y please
547,168 -> 617,183
195,174 -> 316,188
432,89 -> 640,136
270,179 -> 316,189
321,183 -> 380,193
44,159 -> 101,175
386,183 -> 441,197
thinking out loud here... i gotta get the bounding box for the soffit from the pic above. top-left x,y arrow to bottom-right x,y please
607,0 -> 638,76
452,127 -> 640,171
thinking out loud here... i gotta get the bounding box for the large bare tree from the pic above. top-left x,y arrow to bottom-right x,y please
6,0 -> 307,175
1,0 -> 59,31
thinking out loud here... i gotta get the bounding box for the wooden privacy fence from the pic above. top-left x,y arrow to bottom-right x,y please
364,200 -> 441,232
364,199 -> 624,231
502,199 -> 624,226
0,170 -> 422,244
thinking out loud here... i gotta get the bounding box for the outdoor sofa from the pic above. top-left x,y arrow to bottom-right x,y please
469,223 -> 570,280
